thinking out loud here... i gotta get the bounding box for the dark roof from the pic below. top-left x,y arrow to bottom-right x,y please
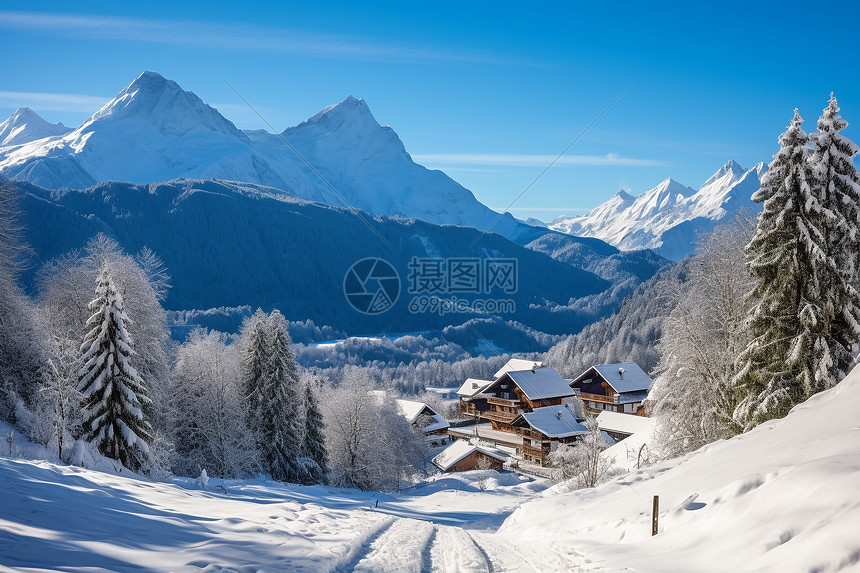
493,368 -> 574,401
571,362 -> 653,394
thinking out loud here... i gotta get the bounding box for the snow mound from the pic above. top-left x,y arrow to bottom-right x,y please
498,364 -> 860,572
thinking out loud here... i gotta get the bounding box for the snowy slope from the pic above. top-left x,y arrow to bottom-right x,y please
551,160 -> 766,260
4,366 -> 860,570
0,72 -> 527,240
0,107 -> 71,147
498,364 -> 860,572
0,456 -> 549,572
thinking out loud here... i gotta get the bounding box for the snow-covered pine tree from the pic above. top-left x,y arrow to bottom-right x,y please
77,263 -> 152,471
239,309 -> 270,438
262,310 -> 303,482
301,379 -> 328,484
240,309 -> 303,482
807,94 -> 860,393
732,110 -> 823,429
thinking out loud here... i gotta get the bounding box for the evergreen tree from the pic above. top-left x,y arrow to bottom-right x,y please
262,310 -> 302,482
78,263 -> 152,471
732,109 -> 822,429
807,94 -> 860,393
239,309 -> 303,482
300,379 -> 328,484
240,309 -> 270,438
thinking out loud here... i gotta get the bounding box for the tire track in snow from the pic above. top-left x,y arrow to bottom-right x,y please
420,525 -> 438,573
431,525 -> 491,573
351,518 -> 435,573
334,516 -> 396,573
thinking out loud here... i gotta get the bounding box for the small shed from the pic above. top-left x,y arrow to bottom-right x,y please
432,440 -> 507,473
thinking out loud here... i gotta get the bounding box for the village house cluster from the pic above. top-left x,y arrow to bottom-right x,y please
402,359 -> 653,473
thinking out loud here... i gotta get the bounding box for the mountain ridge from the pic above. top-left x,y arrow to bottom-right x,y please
0,72 -> 531,242
550,160 -> 766,259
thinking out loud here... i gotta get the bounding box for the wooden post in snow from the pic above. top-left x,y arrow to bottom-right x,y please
652,495 -> 659,536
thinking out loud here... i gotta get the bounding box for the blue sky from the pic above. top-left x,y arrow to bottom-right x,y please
2,1 -> 858,222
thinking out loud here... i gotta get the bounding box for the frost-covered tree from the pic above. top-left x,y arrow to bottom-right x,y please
807,94 -> 860,393
300,379 -> 328,484
78,263 -> 152,471
37,236 -> 172,469
0,182 -> 49,442
732,110 -> 824,428
324,368 -> 426,491
546,417 -> 614,489
651,215 -> 755,456
170,329 -> 258,478
239,309 -> 303,483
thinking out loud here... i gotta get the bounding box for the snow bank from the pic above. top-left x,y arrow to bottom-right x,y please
499,364 -> 860,572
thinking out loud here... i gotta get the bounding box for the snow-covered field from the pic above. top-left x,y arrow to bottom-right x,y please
4,366 -> 860,572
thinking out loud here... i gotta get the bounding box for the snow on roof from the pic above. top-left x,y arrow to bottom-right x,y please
517,406 -> 587,439
493,358 -> 543,379
502,368 -> 575,401
395,399 -> 435,424
395,399 -> 449,433
432,439 -> 507,471
596,411 -> 652,436
573,362 -> 653,394
457,378 -> 493,398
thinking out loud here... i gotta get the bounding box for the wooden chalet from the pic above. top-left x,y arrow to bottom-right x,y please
511,405 -> 588,466
478,366 -> 575,432
432,439 -> 507,473
570,362 -> 652,416
396,399 -> 450,446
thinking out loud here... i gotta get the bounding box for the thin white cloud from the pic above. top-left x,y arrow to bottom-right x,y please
496,206 -> 590,212
0,11 -> 529,65
0,90 -> 109,113
412,153 -> 670,167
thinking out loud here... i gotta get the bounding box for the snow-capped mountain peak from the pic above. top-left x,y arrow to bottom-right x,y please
550,161 -> 765,259
0,107 -> 71,146
85,71 -> 247,140
615,189 -> 635,201
0,72 -> 530,240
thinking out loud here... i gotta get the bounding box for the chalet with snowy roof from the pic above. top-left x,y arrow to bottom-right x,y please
396,399 -> 450,445
570,362 -> 652,416
478,366 -> 575,432
512,405 -> 588,466
432,439 -> 507,473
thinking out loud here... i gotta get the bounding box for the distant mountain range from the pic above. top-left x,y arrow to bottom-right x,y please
0,71 -> 531,242
550,160 -> 766,260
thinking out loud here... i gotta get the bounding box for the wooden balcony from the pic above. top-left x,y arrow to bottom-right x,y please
487,396 -> 519,407
576,391 -> 620,404
480,410 -> 517,424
